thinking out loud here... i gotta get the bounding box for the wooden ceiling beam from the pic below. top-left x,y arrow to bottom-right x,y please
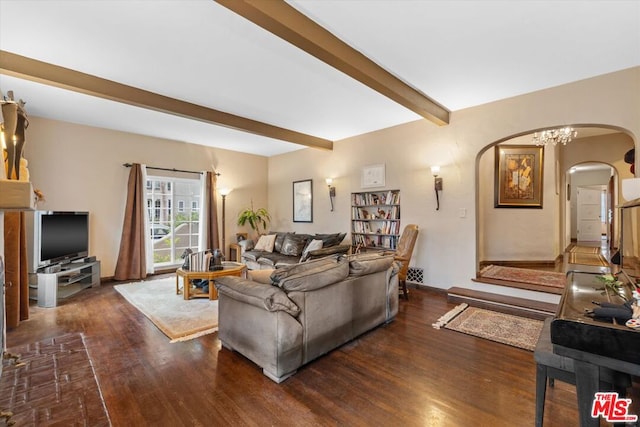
0,50 -> 333,151
215,0 -> 450,126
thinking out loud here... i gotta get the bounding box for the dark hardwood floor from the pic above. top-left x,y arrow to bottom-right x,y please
4,281 -> 627,426
7,276 -> 636,427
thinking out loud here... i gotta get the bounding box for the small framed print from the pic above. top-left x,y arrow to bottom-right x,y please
362,164 -> 385,188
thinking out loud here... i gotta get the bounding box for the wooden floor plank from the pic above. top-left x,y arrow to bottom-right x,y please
5,280 -> 636,426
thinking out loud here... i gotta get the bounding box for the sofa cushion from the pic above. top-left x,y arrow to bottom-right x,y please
270,257 -> 336,282
272,258 -> 349,292
241,250 -> 262,262
270,231 -> 291,253
280,233 -> 310,257
248,268 -> 276,284
314,233 -> 346,248
215,276 -> 300,316
346,253 -> 395,276
304,244 -> 351,262
252,252 -> 293,267
254,234 -> 276,252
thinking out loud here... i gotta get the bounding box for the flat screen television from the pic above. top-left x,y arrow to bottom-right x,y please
29,211 -> 89,271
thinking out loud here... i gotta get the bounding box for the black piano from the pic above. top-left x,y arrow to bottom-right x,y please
551,270 -> 640,426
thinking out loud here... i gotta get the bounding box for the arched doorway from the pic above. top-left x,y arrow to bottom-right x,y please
475,126 -> 635,278
565,162 -> 616,252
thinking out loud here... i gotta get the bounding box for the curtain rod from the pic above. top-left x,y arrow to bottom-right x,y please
122,163 -> 220,176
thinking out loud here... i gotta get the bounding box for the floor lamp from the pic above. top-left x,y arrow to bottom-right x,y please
219,188 -> 231,258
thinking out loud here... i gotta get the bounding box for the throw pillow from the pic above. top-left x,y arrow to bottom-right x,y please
238,239 -> 254,251
300,239 -> 323,262
280,233 -> 309,257
254,234 -> 276,252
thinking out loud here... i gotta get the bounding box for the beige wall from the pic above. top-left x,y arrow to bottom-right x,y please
269,67 -> 640,301
23,118 -> 269,277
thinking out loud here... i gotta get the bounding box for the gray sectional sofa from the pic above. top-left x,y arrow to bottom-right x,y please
215,253 -> 399,383
241,231 -> 350,270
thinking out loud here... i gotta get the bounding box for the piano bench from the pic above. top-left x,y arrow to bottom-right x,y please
534,318 -> 632,427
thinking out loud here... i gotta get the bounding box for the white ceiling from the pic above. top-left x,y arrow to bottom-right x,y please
1,0 -> 639,157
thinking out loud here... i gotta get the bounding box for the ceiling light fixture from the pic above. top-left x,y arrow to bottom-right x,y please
532,127 -> 577,146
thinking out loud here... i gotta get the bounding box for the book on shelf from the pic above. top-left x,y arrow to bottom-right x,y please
352,190 -> 400,207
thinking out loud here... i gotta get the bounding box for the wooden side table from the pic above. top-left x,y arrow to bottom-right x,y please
176,262 -> 246,300
228,243 -> 241,262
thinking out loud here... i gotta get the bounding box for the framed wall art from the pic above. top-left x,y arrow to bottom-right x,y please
494,145 -> 544,208
293,179 -> 313,222
362,164 -> 386,188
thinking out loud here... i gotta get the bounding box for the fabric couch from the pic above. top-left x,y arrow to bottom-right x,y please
241,231 -> 350,270
215,253 -> 399,383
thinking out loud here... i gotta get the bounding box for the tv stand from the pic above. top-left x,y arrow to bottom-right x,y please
34,260 -> 100,307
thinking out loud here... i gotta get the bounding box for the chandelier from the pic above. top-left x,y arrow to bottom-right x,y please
532,127 -> 577,146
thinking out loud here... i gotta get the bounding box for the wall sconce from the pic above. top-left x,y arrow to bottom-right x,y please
219,188 -> 232,257
431,166 -> 443,210
326,178 -> 336,211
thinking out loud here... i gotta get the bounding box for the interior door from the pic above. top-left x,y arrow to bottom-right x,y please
577,187 -> 603,242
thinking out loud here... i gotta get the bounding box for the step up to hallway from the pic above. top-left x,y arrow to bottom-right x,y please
447,287 -> 558,321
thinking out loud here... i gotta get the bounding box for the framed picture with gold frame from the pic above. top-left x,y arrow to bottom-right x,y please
494,145 -> 544,208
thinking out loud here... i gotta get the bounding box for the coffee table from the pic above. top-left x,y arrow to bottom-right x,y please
176,261 -> 246,300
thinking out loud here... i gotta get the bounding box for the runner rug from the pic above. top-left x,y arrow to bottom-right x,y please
0,333 -> 111,426
569,245 -> 600,254
567,252 -> 609,267
479,265 -> 566,290
437,304 -> 543,351
115,277 -> 218,343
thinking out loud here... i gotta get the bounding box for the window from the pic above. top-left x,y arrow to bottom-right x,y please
146,176 -> 202,267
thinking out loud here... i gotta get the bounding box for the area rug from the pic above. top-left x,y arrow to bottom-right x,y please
569,245 -> 600,254
0,333 -> 111,426
114,277 -> 218,343
479,265 -> 566,289
440,305 -> 543,351
567,252 -> 609,267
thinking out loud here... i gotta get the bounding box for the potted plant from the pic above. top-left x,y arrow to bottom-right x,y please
237,201 -> 271,237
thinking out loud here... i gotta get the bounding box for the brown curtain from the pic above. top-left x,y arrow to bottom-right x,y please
4,212 -> 29,328
206,171 -> 220,251
114,163 -> 147,281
